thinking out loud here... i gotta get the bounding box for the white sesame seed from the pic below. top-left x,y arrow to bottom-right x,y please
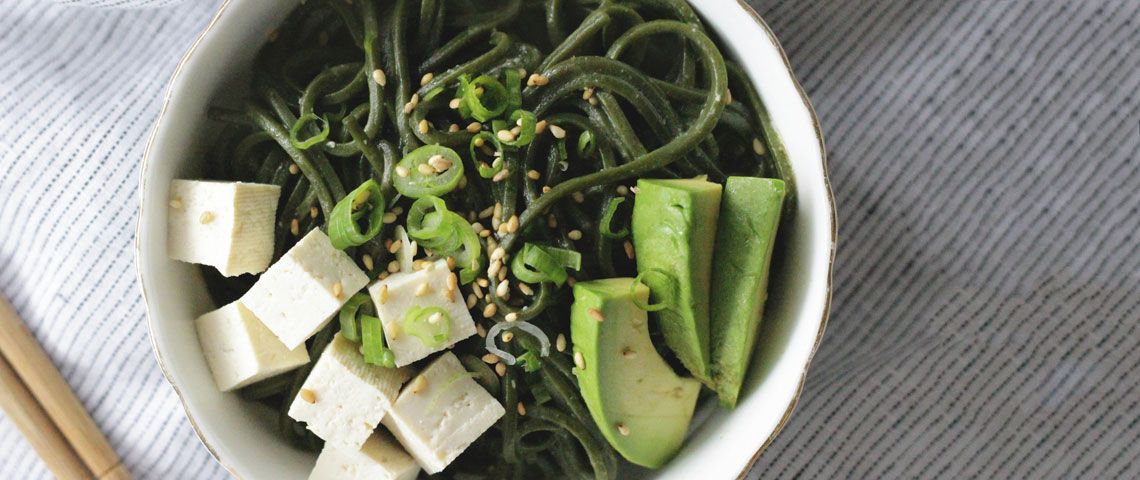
310,206 -> 319,219
418,119 -> 430,134
428,155 -> 452,172
410,376 -> 428,394
506,215 -> 520,233
542,185 -> 553,194
574,351 -> 586,370
630,186 -> 640,195
492,169 -> 510,183
568,229 -> 583,240
724,88 -> 733,105
549,124 -> 566,139
449,98 -> 462,109
488,260 -> 502,278
415,282 -> 431,297
587,308 -> 604,322
582,87 -> 595,100
289,163 -> 300,175
495,362 -> 507,376
372,68 -> 387,86
482,353 -> 501,364
448,123 -> 461,133
332,282 -> 343,299
517,401 -> 527,416
527,169 -> 541,180
556,334 -> 567,352
496,280 -> 510,298
396,165 -> 411,177
617,423 -> 630,436
502,331 -> 514,343
466,294 -> 478,309
624,241 -> 635,259
505,312 -> 519,322
753,137 -> 767,155
616,185 -> 629,196
491,247 -> 506,261
362,254 -> 374,271
300,388 -> 317,403
622,347 -> 637,359
482,303 -> 497,318
417,163 -> 435,175
290,218 -> 300,236
476,323 -> 487,338
378,284 -> 389,305
479,205 -> 495,219
199,211 -> 214,224
403,93 -> 420,114
572,191 -> 585,203
517,283 -> 534,296
420,72 -> 434,86
383,212 -> 398,224
496,130 -> 516,142
535,120 -> 548,134
387,260 -> 401,273
466,122 -> 482,133
428,312 -> 443,324
477,277 -> 490,288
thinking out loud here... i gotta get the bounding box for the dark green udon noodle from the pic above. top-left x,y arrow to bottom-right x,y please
201,0 -> 793,478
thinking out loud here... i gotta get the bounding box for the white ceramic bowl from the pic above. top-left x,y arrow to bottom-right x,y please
137,1 -> 835,478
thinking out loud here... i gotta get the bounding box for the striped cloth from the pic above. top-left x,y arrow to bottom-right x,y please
1,0 -> 1136,478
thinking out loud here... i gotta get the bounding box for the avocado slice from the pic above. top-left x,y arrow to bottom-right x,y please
571,278 -> 701,468
709,177 -> 786,408
631,178 -> 723,380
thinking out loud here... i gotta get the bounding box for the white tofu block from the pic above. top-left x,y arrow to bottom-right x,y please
167,179 -> 281,277
309,432 -> 420,480
195,301 -> 309,392
243,229 -> 369,349
381,352 -> 505,474
367,261 -> 477,367
289,333 -> 412,451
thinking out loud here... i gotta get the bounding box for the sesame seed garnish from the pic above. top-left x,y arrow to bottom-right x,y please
307,206 -> 318,219
616,422 -> 630,436
378,271 -> 389,280
517,401 -> 527,416
616,185 -> 629,196
448,123 -> 460,133
622,347 -> 637,359
482,353 -> 501,364
498,268 -> 508,281
568,230 -> 583,240
496,130 -> 516,142
491,247 -> 506,261
378,284 -> 389,305
395,165 -> 411,177
724,88 -> 733,105
403,93 -> 420,114
495,362 -> 507,377
572,191 -> 586,203
290,218 -> 300,236
556,334 -> 567,352
505,312 -> 519,322
383,212 -> 398,224
387,260 -> 400,273
582,87 -> 595,100
410,376 -> 428,394
510,126 -> 522,137
477,278 -> 490,288
502,331 -> 515,343
479,229 -> 492,238
588,96 -> 598,106
372,68 -> 387,86
449,98 -> 462,109
752,137 -> 767,155
542,185 -> 553,194
535,120 -> 548,134
549,124 -> 566,139
427,312 -> 443,324
527,73 -> 549,87
388,239 -> 403,254
587,308 -> 604,322
299,388 -> 317,404
517,283 -> 534,296
362,254 -> 374,271
478,205 -> 495,219
169,198 -> 183,209
518,68 -> 527,78
466,122 -> 482,133
388,321 -> 401,340
332,282 -> 344,299
466,293 -> 478,309
624,241 -> 635,259
415,282 -> 431,297
496,280 -> 510,298
417,163 -> 435,175
526,169 -> 541,180
492,169 -> 510,182
574,351 -> 586,370
418,119 -> 430,134
420,72 -> 434,86
630,186 -> 641,195
482,303 -> 497,318
476,323 -> 487,338
506,215 -> 520,233
493,202 -> 503,219
199,211 -> 215,224
488,260 -> 502,278
289,163 -> 300,175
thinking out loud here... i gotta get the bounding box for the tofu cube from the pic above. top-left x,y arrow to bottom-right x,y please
309,432 -> 420,480
167,179 -> 281,277
381,352 -> 505,474
195,301 -> 309,391
243,229 -> 369,349
367,261 -> 477,367
289,333 -> 412,451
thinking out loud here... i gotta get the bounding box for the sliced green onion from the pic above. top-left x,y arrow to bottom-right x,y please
289,113 -> 330,150
393,145 -> 465,198
402,306 -> 452,348
516,350 -> 542,373
361,314 -> 396,367
493,110 -> 537,147
406,196 -> 483,284
337,293 -> 373,342
511,243 -> 581,287
423,85 -> 446,102
457,74 -> 509,122
577,129 -> 596,158
469,132 -> 504,178
328,179 -> 385,250
600,197 -> 630,239
503,68 -> 523,113
632,269 -> 675,312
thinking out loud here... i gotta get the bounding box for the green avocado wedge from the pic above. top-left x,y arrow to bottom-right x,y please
631,178 -> 723,381
571,278 -> 701,469
709,177 -> 786,408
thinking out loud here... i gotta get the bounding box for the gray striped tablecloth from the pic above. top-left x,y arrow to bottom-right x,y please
1,0 -> 1137,478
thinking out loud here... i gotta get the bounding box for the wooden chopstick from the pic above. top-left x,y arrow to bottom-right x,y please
0,295 -> 130,480
0,353 -> 91,479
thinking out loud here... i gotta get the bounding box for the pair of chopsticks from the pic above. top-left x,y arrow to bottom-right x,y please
0,294 -> 130,479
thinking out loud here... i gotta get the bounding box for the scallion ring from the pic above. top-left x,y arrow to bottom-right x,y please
328,179 -> 385,250
361,314 -> 396,367
288,113 -> 330,150
403,306 -> 452,348
599,197 -> 629,239
632,268 -> 676,312
457,74 -> 509,122
393,145 -> 465,198
511,243 -> 582,287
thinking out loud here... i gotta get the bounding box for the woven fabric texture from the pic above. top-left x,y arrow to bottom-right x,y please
1,0 -> 1137,478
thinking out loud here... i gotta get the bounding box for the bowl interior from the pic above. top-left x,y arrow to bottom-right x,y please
137,1 -> 833,478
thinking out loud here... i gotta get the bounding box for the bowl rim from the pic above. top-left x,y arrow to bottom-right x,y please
135,1 -> 836,478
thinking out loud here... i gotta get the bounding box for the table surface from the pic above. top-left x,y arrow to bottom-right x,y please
1,0 -> 1137,478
